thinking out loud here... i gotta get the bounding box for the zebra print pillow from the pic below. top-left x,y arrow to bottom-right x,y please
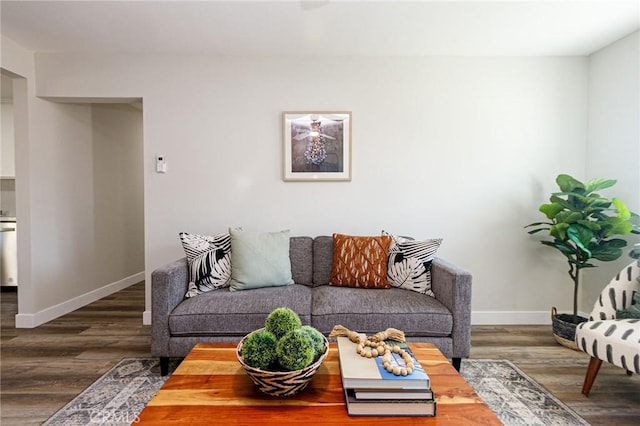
385,233 -> 442,296
179,232 -> 232,298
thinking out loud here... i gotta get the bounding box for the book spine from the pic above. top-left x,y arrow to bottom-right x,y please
354,389 -> 434,400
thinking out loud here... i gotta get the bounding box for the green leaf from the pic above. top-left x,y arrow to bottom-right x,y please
585,195 -> 611,207
584,200 -> 612,214
550,223 -> 569,240
603,217 -> 633,236
591,211 -> 609,221
539,203 -> 564,220
576,220 -> 601,231
612,197 -> 631,220
527,228 -> 549,235
555,211 -> 583,224
552,191 -> 610,208
549,195 -> 572,210
596,238 -> 627,249
549,195 -> 563,203
584,178 -> 616,194
525,221 -> 553,228
556,174 -> 584,192
570,258 -> 597,268
567,224 -> 593,257
541,240 -> 575,258
590,246 -> 623,262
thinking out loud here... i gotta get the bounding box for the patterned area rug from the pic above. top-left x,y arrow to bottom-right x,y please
460,359 -> 589,426
44,358 -> 588,426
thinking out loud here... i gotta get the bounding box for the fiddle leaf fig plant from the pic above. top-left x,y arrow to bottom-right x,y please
525,174 -> 639,324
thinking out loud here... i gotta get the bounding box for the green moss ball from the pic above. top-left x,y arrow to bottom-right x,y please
242,329 -> 277,370
265,307 -> 302,341
276,329 -> 315,371
301,325 -> 325,361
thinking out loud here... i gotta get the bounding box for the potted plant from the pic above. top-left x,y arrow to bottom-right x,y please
236,307 -> 328,397
525,174 -> 638,348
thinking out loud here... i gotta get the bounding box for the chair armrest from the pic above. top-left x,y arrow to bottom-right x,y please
430,258 -> 472,358
151,258 -> 188,357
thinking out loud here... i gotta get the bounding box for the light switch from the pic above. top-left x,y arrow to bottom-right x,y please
156,155 -> 167,173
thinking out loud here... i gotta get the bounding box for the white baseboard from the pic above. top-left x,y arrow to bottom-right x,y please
143,310 -> 152,325
14,272 -> 145,328
472,310 -> 590,325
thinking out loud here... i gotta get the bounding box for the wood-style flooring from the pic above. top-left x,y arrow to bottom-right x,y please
1,282 -> 639,425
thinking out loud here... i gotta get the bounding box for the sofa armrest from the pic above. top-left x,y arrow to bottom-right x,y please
430,258 -> 472,359
151,258 -> 189,357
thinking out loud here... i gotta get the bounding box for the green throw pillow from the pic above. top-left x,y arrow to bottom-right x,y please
229,228 -> 294,291
615,291 -> 640,319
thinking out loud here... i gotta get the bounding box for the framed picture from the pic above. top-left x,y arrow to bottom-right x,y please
283,111 -> 352,181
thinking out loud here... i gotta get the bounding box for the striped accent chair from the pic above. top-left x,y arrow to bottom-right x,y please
574,261 -> 640,396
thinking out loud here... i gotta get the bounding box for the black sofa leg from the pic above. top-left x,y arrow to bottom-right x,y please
160,357 -> 169,376
452,357 -> 461,372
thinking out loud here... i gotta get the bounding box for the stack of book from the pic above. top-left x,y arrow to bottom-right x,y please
336,336 -> 436,416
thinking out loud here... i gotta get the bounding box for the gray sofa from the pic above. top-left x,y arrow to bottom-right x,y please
151,236 -> 472,375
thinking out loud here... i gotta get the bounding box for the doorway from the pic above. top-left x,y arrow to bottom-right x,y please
1,70 -> 20,295
0,79 -> 146,326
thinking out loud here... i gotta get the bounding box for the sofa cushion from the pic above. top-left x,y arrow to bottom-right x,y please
386,234 -> 443,297
179,232 -> 232,298
311,286 -> 452,337
229,228 -> 294,291
169,284 -> 312,337
313,236 -> 334,286
330,233 -> 392,289
290,237 -> 313,286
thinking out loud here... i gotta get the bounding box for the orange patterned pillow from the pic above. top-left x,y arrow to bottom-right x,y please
330,233 -> 392,289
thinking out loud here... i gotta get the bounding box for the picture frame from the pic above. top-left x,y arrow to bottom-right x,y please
282,111 -> 352,181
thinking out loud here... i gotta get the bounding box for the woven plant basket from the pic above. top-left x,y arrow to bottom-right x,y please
551,307 -> 586,351
236,329 -> 329,397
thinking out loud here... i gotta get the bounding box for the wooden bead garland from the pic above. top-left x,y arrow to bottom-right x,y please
328,325 -> 413,377
355,339 -> 415,376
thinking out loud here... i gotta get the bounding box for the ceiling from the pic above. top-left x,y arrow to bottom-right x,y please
1,0 -> 639,57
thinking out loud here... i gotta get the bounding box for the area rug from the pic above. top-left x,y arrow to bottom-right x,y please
44,358 -> 589,426
459,359 -> 589,426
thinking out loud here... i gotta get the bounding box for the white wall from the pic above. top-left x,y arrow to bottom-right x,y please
30,53 -> 589,324
583,31 -> 640,311
28,100 -> 94,298
91,104 -> 145,287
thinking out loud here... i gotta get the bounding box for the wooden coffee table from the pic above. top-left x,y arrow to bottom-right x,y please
137,342 -> 502,425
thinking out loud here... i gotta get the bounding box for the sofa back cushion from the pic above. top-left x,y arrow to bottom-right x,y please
229,229 -> 294,291
290,237 -> 314,286
329,233 -> 392,289
313,236 -> 334,286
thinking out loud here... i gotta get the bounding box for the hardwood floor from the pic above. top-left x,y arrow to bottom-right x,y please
1,283 -> 150,425
471,325 -> 640,425
1,283 -> 639,425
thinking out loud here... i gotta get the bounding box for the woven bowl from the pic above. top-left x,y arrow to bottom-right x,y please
236,329 -> 329,397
